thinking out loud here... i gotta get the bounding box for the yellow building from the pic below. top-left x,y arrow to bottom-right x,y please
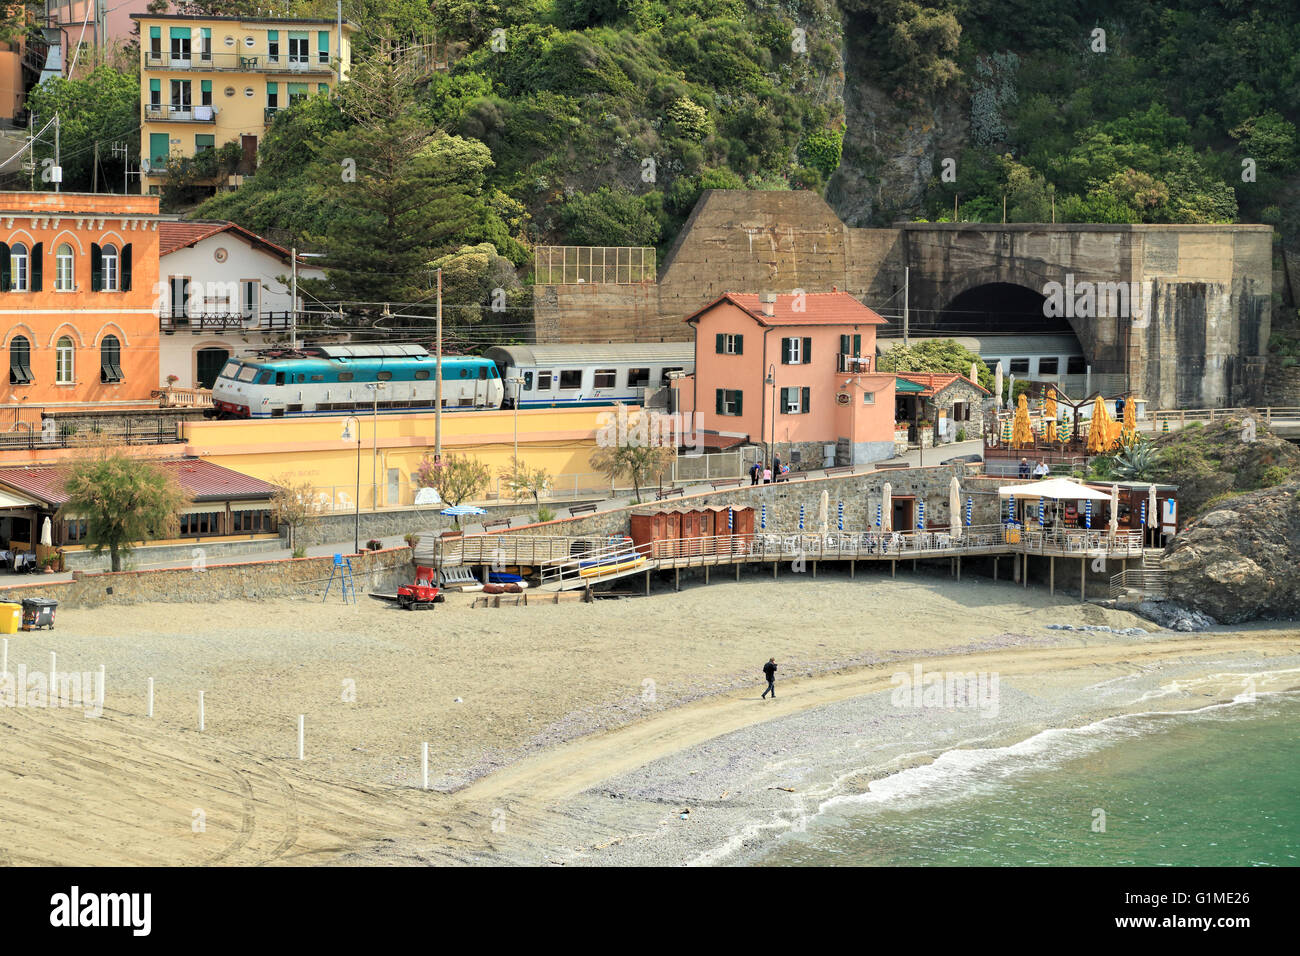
130,13 -> 356,194
180,408 -> 614,510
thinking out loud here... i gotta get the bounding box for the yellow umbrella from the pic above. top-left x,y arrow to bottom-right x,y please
1012,393 -> 1034,448
1122,396 -> 1137,444
1087,396 -> 1113,453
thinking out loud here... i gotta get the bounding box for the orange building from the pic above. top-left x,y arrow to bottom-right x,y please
680,291 -> 898,468
0,192 -> 163,410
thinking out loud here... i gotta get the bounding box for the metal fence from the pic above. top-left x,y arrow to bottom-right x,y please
533,246 -> 657,285
671,448 -> 759,483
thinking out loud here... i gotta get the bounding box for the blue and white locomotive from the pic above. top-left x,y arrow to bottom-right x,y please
211,344 -> 503,419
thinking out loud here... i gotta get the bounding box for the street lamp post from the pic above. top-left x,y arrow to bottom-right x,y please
367,382 -> 385,509
342,416 -> 361,554
508,376 -> 525,463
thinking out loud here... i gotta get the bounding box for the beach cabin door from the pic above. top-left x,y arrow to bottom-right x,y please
892,496 -> 915,533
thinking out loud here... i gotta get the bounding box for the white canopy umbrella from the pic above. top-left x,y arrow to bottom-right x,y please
818,489 -> 829,534
949,475 -> 961,540
970,360 -> 978,384
40,516 -> 52,547
1109,484 -> 1120,535
882,482 -> 892,533
1148,483 -> 1158,538
995,362 -> 1004,409
997,478 -> 1111,500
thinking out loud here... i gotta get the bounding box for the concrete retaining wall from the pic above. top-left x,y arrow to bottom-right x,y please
0,547 -> 412,609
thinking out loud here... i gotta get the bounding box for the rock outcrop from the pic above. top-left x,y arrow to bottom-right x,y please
1162,482 -> 1300,623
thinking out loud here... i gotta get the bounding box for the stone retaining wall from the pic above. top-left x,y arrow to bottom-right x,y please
0,547 -> 411,609
296,498 -> 602,547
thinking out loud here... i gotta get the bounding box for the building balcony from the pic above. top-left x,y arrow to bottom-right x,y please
144,52 -> 333,74
145,105 -> 218,123
160,312 -> 298,334
836,354 -> 873,373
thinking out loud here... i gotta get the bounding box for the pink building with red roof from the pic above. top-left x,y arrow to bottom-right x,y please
679,290 -> 898,468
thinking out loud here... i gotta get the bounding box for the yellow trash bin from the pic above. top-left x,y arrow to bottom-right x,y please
0,603 -> 20,634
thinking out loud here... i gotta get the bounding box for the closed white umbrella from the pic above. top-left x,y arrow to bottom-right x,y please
1109,483 -> 1119,535
949,475 -> 961,540
995,362 -> 1004,410
970,360 -> 978,384
40,517 -> 52,547
1148,483 -> 1158,543
818,489 -> 829,534
882,482 -> 893,533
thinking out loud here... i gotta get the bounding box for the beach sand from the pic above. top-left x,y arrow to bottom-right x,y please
0,565 -> 1296,865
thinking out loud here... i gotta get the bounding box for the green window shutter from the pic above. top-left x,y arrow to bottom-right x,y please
268,30 -> 278,42
121,244 -> 131,291
839,334 -> 848,353
318,31 -> 329,53
267,81 -> 278,94
149,78 -> 160,92
853,334 -> 861,355
31,242 -> 42,291
0,241 -> 9,292
288,83 -> 307,95
289,30 -> 308,40
149,26 -> 160,39
201,27 -> 210,39
782,338 -> 793,364
150,132 -> 169,166
201,79 -> 211,93
734,334 -> 743,355
715,333 -> 724,354
318,83 -> 328,94
715,389 -> 724,415
169,27 -> 190,40
734,391 -> 742,416
90,242 -> 102,292
801,387 -> 810,413
802,337 -> 812,363
195,134 -> 214,150
779,387 -> 788,410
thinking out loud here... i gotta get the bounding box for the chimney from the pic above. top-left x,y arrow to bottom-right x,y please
759,292 -> 776,317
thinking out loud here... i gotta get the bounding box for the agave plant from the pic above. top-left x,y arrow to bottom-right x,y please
1111,438 -> 1162,481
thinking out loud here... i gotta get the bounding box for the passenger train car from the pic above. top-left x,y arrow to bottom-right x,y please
484,343 -> 695,408
211,344 -> 504,418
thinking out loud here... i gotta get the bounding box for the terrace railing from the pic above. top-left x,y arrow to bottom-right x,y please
533,245 -> 656,285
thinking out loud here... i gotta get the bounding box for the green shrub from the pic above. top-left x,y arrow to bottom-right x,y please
1258,465 -> 1292,487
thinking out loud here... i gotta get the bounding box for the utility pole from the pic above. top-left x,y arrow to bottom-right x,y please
903,266 -> 910,347
92,142 -> 98,193
290,246 -> 297,349
54,115 -> 60,192
435,268 -> 443,462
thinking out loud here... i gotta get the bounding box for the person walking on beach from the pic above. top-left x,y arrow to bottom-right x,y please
761,658 -> 778,699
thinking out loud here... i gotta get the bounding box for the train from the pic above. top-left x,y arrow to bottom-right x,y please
210,342 -> 696,419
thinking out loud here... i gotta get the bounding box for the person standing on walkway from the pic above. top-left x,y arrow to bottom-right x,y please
750,460 -> 761,485
772,455 -> 781,482
761,658 -> 778,699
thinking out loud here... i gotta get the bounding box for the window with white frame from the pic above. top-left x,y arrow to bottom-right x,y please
716,388 -> 743,416
863,391 -> 875,404
56,335 -> 74,383
101,244 -> 118,291
593,368 -> 617,388
715,333 -> 743,355
781,336 -> 812,364
55,244 -> 73,291
781,386 -> 810,414
11,242 -> 27,291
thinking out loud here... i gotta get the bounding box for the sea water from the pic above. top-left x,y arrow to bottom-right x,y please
758,691 -> 1300,867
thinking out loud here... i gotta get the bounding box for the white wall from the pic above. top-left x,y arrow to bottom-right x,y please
158,230 -> 324,387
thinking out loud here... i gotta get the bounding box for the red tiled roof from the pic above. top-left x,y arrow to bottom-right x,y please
897,371 -> 991,398
685,291 -> 889,327
0,458 -> 279,507
158,220 -> 294,262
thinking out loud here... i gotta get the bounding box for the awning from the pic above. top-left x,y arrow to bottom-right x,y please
0,488 -> 41,510
997,478 -> 1112,500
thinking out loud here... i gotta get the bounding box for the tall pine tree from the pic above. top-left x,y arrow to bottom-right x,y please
310,38 -> 477,307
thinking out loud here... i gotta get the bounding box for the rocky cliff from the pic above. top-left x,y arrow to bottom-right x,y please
1162,482 -> 1300,624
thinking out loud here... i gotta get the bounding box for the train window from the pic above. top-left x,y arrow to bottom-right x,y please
220,361 -> 240,379
660,367 -> 683,386
489,366 -> 499,378
478,367 -> 487,380
1037,357 -> 1059,375
628,368 -> 650,387
311,374 -> 323,381
237,366 -> 258,382
559,370 -> 582,389
1067,356 -> 1086,375
378,370 -> 393,381
338,372 -> 354,382
414,370 -> 430,380
1009,358 -> 1030,374
275,372 -> 285,385
523,371 -> 533,390
594,369 -> 617,388
537,371 -> 552,389
257,371 -> 273,384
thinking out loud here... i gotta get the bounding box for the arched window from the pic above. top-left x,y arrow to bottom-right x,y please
55,244 -> 74,291
11,243 -> 27,291
100,335 -> 122,383
101,244 -> 118,291
56,335 -> 74,384
9,335 -> 32,384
